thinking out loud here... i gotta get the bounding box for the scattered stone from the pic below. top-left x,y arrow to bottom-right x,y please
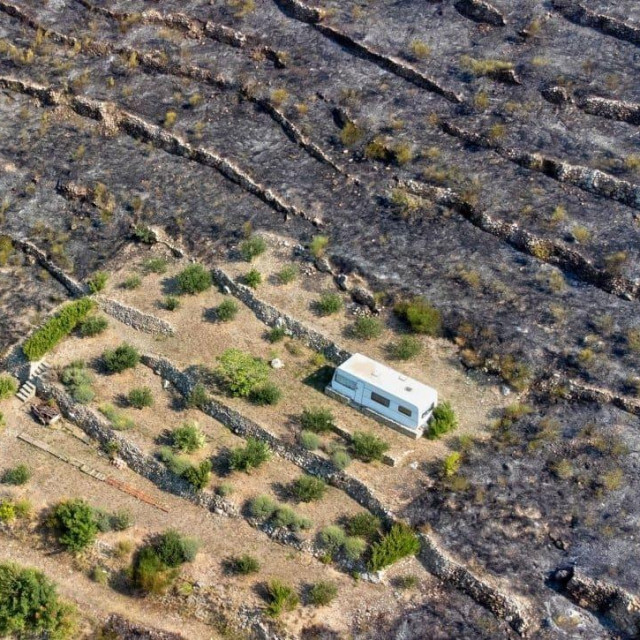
501,385 -> 511,396
270,358 -> 284,369
351,286 -> 379,312
336,273 -> 349,290
314,256 -> 332,273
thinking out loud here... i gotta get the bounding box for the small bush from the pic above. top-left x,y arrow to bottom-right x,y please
176,264 -> 212,294
109,510 -> 134,531
368,523 -> 420,572
142,257 -> 167,274
50,499 -> 98,552
309,235 -> 329,258
0,375 -> 17,400
217,298 -> 239,322
426,402 -> 458,439
60,361 -> 94,404
265,580 -> 299,618
340,121 -> 364,146
308,580 -> 337,606
267,326 -> 286,343
0,500 -> 15,523
346,512 -> 381,541
300,407 -> 335,433
127,387 -> 154,409
158,447 -> 191,477
215,349 -> 270,397
331,449 -> 351,470
164,296 -> 180,311
249,495 -> 277,520
91,566 -> 109,585
240,235 -> 267,262
394,297 -> 441,336
132,225 -> 156,244
278,264 -> 298,284
217,482 -> 234,497
319,525 -> 347,555
78,315 -> 108,337
244,269 -> 262,289
229,438 -> 271,472
99,403 -> 134,430
409,39 -> 431,59
389,335 -> 422,360
87,271 -> 108,294
229,554 -> 260,575
186,383 -> 209,409
2,464 -> 31,486
121,275 -> 141,290
154,529 -> 200,567
171,422 -> 205,453
343,536 -> 366,561
352,316 -> 383,340
351,432 -> 389,462
394,574 -> 419,590
316,292 -> 343,316
23,299 -> 94,361
182,460 -> 212,491
271,506 -> 298,529
103,343 -> 139,373
299,430 -> 321,450
292,475 -> 326,502
249,382 -> 282,406
132,546 -> 175,594
442,452 -> 461,478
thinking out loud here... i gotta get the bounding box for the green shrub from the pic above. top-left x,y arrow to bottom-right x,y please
278,264 -> 298,284
300,407 -> 335,433
308,580 -> 337,606
71,384 -> 94,404
23,299 -> 94,361
87,271 -> 108,293
78,315 -> 108,337
158,447 -> 191,477
351,432 -> 389,462
13,499 -> 31,520
164,295 -> 180,311
154,529 -> 200,567
172,422 -> 205,453
109,509 -> 134,531
352,316 -> 383,340
127,387 -> 154,409
92,509 -> 113,533
331,449 -> 351,470
346,513 -> 381,541
216,482 -> 234,497
267,326 -> 286,343
299,430 -> 321,450
186,383 -> 209,409
389,335 -> 422,360
0,562 -> 77,638
1,464 -> 31,486
394,297 -> 441,336
182,460 -> 212,491
228,554 -> 260,575
121,275 -> 141,290
271,505 -> 298,529
215,349 -> 270,397
131,546 -> 176,594
103,343 -> 139,373
249,382 -> 282,406
142,257 -> 167,274
91,566 -> 109,585
176,264 -> 212,294
244,269 -> 262,288
0,375 -> 17,400
249,495 -> 277,520
319,525 -> 347,555
316,292 -> 343,316
442,452 -> 461,477
240,235 -> 267,262
99,403 -> 134,430
368,523 -> 420,572
343,536 -> 367,561
132,226 -> 156,244
217,298 -> 239,322
292,475 -> 326,502
60,361 -> 94,404
265,579 -> 299,617
309,235 -> 329,258
0,500 -> 15,523
229,438 -> 271,472
394,574 -> 419,590
50,499 -> 98,552
426,402 -> 458,439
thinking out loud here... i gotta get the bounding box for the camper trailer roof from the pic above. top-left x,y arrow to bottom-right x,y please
336,353 -> 437,409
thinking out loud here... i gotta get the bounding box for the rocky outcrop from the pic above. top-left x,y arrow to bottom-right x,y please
454,0 -> 506,27
552,567 -> 640,638
212,268 -> 352,364
420,534 -> 534,636
35,380 -> 238,518
102,615 -> 186,640
552,0 -> 640,47
96,296 -> 175,336
578,96 -> 640,126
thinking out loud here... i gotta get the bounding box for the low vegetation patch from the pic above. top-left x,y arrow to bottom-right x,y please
352,316 -> 383,340
248,382 -> 282,406
0,375 -> 17,400
277,264 -> 298,284
23,299 -> 94,361
216,298 -> 239,322
176,264 -> 212,294
60,360 -> 94,404
127,386 -> 154,409
249,495 -> 311,531
308,580 -> 338,607
50,499 -> 98,553
291,475 -> 327,502
351,431 -> 389,462
78,315 -> 108,337
389,335 -> 422,360
368,523 -> 421,572
394,297 -> 441,336
300,407 -> 335,433
171,421 -> 205,453
226,554 -> 260,575
87,271 -> 108,294
309,235 -> 329,258
102,343 -> 140,373
1,464 -> 31,486
426,401 -> 458,439
265,580 -> 299,618
240,234 -> 267,262
215,348 -> 270,397
244,269 -> 262,288
316,292 -> 343,316
229,438 -> 271,472
99,403 -> 134,430
346,512 -> 381,542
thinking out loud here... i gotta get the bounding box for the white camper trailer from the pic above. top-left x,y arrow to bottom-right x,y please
326,353 -> 437,438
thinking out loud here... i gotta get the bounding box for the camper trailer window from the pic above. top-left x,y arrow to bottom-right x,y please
370,391 -> 390,408
398,405 -> 412,417
335,373 -> 357,390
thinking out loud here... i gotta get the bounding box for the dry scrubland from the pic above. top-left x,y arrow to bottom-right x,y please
0,0 -> 639,638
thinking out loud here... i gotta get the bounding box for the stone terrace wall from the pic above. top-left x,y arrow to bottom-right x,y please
212,268 -> 351,365
97,296 -> 175,336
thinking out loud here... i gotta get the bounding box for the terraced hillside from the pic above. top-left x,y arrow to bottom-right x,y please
0,0 -> 639,638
